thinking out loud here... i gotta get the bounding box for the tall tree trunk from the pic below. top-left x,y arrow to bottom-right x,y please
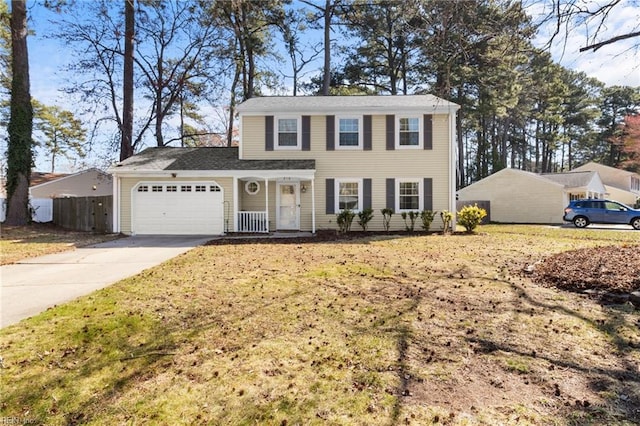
322,0 -> 331,96
5,0 -> 32,226
121,0 -> 135,160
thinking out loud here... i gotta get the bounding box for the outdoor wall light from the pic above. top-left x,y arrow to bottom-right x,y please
301,183 -> 307,193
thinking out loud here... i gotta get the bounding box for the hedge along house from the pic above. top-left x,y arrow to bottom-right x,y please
109,95 -> 460,235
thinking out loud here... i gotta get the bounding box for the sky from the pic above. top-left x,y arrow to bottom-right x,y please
17,0 -> 640,173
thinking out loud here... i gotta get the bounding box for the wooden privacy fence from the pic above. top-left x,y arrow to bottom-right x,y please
53,196 -> 113,233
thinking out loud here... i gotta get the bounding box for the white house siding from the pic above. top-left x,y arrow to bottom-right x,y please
605,185 -> 638,206
241,114 -> 453,231
30,169 -> 112,198
118,176 -> 233,234
458,169 -> 566,224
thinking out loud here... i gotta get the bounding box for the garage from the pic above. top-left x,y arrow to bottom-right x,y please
132,181 -> 224,235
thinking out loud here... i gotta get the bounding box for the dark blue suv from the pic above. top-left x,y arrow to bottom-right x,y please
563,199 -> 640,230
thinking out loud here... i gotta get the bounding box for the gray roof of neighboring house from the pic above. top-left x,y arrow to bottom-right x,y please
541,171 -> 598,187
237,95 -> 459,114
110,147 -> 315,172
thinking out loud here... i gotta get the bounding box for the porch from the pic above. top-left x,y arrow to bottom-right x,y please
233,174 -> 316,233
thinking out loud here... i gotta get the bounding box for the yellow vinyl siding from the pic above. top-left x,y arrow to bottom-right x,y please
241,114 -> 452,231
119,176 -> 233,234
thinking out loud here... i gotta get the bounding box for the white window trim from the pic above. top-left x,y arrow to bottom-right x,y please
395,178 -> 423,212
245,180 -> 260,195
335,115 -> 363,150
275,116 -> 302,150
335,178 -> 363,213
395,115 -> 423,149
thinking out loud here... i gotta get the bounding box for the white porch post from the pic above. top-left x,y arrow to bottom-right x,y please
112,175 -> 120,233
265,178 -> 269,232
232,177 -> 238,232
311,178 -> 316,233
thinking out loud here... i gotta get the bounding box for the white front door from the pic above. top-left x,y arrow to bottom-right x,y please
277,182 -> 299,230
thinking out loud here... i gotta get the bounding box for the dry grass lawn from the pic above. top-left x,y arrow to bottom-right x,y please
0,225 -> 638,425
0,224 -> 120,265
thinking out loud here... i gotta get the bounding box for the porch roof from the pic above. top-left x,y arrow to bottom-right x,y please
110,147 -> 315,173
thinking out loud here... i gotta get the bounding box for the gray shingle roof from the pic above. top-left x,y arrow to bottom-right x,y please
111,147 -> 315,172
237,95 -> 459,114
541,171 -> 597,187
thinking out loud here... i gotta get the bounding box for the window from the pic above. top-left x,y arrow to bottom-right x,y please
137,185 -> 148,192
195,185 -> 206,192
337,117 -> 361,148
632,177 -> 640,192
166,185 -> 177,192
181,185 -> 192,192
397,179 -> 421,211
210,185 -> 221,192
397,116 -> 421,148
335,179 -> 362,212
152,185 -> 163,192
277,118 -> 299,148
245,180 -> 260,195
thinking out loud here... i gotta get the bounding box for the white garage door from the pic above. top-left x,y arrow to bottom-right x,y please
132,182 -> 224,235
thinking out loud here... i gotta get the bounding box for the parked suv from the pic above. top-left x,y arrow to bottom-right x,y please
563,199 -> 640,230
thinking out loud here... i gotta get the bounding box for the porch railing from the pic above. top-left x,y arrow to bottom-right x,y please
237,211 -> 268,233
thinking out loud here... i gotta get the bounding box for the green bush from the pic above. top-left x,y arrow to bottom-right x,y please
357,208 -> 374,231
401,211 -> 419,231
440,210 -> 453,234
457,204 -> 487,233
380,208 -> 393,231
420,210 -> 437,231
336,209 -> 356,233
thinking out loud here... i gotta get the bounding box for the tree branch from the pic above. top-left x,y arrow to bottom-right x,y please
579,30 -> 640,52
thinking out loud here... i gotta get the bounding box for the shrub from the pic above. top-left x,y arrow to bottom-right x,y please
357,208 -> 374,231
401,211 -> 419,231
380,208 -> 393,231
337,209 -> 356,233
440,210 -> 453,234
457,204 -> 487,233
420,210 -> 437,231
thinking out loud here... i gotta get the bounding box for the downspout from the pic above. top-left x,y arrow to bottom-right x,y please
450,107 -> 459,230
232,177 -> 238,232
311,177 -> 316,233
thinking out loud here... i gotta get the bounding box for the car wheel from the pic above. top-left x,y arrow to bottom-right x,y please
573,216 -> 589,228
632,217 -> 640,230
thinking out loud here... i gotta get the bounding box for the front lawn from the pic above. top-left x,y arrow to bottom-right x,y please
0,224 -> 120,265
0,225 -> 638,425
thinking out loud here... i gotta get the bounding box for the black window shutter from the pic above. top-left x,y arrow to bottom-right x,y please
386,178 -> 395,210
386,115 -> 395,150
265,116 -> 274,151
363,178 -> 372,209
326,178 -> 335,214
363,115 -> 372,150
326,115 -> 335,151
302,116 -> 311,151
423,114 -> 433,150
424,178 -> 433,211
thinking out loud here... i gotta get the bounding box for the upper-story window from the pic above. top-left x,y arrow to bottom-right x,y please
337,117 -> 362,149
277,117 -> 300,149
397,116 -> 422,148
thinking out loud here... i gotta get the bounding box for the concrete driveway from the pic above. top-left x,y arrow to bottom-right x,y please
0,235 -> 212,328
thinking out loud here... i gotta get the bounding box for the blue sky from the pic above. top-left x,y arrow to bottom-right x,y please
20,0 -> 640,172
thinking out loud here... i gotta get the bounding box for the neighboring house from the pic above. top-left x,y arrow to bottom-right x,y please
29,168 -> 112,198
109,95 -> 460,235
572,162 -> 640,206
1,169 -> 112,223
457,168 -> 607,224
1,172 -> 69,222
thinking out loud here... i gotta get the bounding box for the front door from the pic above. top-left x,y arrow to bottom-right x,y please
277,182 -> 299,230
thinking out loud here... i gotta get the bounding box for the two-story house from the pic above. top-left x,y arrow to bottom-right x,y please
572,162 -> 640,206
109,95 -> 460,235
